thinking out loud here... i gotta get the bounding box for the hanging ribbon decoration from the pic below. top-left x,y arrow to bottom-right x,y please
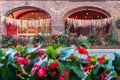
67,18 -> 112,28
0,15 -> 51,37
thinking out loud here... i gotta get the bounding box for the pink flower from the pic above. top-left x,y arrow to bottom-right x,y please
37,68 -> 45,77
51,71 -> 57,77
36,57 -> 39,62
59,74 -> 64,80
98,57 -> 105,63
64,69 -> 69,77
16,57 -> 24,64
50,62 -> 59,69
39,55 -> 45,59
30,64 -> 40,74
38,49 -> 44,55
23,57 -> 29,65
31,67 -> 38,74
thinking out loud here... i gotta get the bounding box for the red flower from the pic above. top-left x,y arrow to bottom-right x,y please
38,49 -> 44,55
77,46 -> 88,54
43,66 -> 48,71
86,55 -> 91,62
23,57 -> 29,65
64,69 -> 69,77
83,49 -> 88,54
56,55 -> 60,59
98,57 -> 105,63
16,70 -> 23,75
51,71 -> 57,77
16,51 -> 21,55
50,62 -> 59,69
37,68 -> 45,77
82,64 -> 91,72
100,73 -> 106,80
16,57 -> 24,64
33,44 -> 38,48
59,74 -> 64,80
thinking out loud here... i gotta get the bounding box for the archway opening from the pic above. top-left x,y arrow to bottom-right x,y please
65,7 -> 111,37
5,6 -> 51,38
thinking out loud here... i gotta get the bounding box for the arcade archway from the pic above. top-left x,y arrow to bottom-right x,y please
65,6 -> 111,37
5,6 -> 51,38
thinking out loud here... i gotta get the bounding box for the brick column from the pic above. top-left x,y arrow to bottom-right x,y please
51,17 -> 65,35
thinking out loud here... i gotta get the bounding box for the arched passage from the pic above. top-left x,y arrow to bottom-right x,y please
65,6 -> 111,37
5,6 -> 51,38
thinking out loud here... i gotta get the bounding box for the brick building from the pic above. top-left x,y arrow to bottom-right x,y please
0,0 -> 120,36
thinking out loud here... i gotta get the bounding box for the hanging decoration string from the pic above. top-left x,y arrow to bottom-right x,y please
0,15 -> 51,29
66,18 -> 112,28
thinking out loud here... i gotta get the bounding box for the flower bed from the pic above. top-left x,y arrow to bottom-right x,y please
1,34 -> 120,49
0,44 -> 120,80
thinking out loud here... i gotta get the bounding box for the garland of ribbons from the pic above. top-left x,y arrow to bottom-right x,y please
1,15 -> 51,36
66,18 -> 112,28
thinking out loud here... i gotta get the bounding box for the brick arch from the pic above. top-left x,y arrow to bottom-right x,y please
4,6 -> 52,35
5,6 -> 51,18
64,6 -> 111,19
64,6 -> 111,36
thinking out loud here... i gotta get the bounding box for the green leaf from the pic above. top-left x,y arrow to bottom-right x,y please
93,64 -> 101,75
5,48 -> 16,65
58,47 -> 74,60
58,61 -> 65,74
45,46 -> 57,58
16,45 -> 24,51
0,63 -> 4,67
91,54 -> 98,64
71,66 -> 85,79
1,67 -> 8,80
0,48 -> 5,56
25,44 -> 42,54
85,72 -> 92,80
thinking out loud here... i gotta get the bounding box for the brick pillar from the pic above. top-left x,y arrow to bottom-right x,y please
117,29 -> 120,42
51,17 -> 65,35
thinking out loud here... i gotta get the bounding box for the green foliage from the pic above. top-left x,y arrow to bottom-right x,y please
1,41 -> 120,80
1,34 -> 15,48
115,17 -> 120,24
65,25 -> 70,34
74,36 -> 90,49
104,34 -> 118,46
49,35 -> 69,47
58,60 -> 85,80
16,45 -> 24,51
58,47 -> 74,60
88,34 -> 99,45
0,48 -> 22,80
32,34 -> 44,44
45,46 -> 58,59
113,51 -> 120,75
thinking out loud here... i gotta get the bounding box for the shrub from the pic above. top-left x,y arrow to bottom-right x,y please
74,36 -> 90,49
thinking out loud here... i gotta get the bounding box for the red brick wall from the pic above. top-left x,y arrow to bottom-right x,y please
0,1 -> 120,35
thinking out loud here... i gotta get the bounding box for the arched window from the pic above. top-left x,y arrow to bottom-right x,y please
65,6 -> 111,37
5,6 -> 51,38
